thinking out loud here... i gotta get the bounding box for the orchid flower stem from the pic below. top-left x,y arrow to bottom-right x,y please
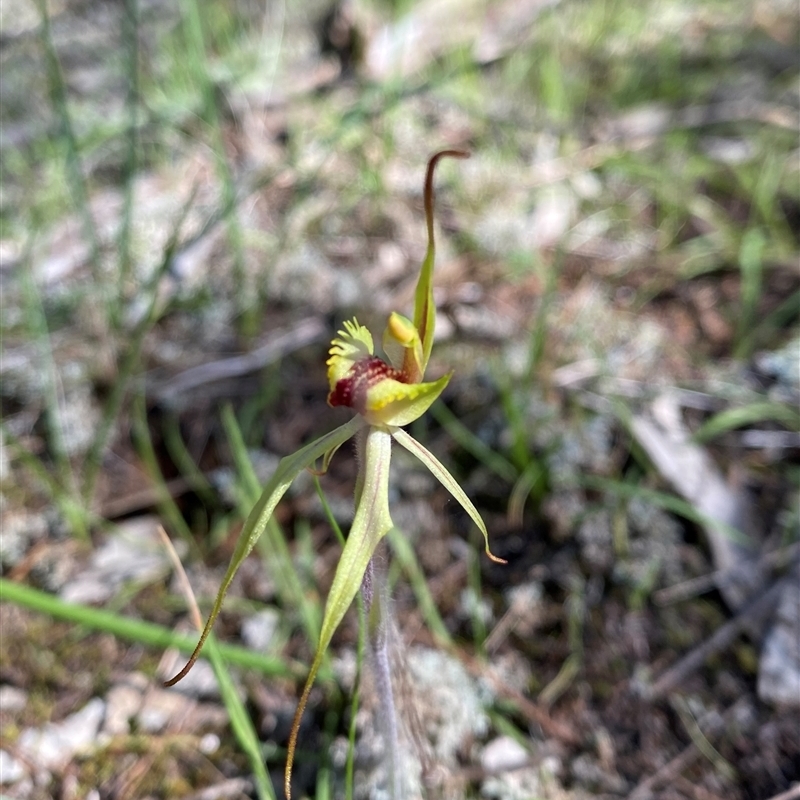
355,432 -> 400,796
346,591 -> 365,800
362,557 -> 401,800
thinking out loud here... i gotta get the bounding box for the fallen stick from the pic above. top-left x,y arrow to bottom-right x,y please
648,579 -> 786,700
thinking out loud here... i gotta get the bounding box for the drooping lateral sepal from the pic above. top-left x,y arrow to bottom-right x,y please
391,427 -> 507,564
163,416 -> 365,688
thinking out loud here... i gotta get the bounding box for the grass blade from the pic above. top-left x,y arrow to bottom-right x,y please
82,184 -> 199,503
0,577 -> 296,678
159,525 -> 278,800
36,0 -> 100,277
735,227 -> 765,359
693,401 -> 800,444
131,391 -> 197,549
430,401 -> 518,483
386,526 -> 452,647
115,0 -> 140,324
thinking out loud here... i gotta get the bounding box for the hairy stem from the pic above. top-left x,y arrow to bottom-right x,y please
361,558 -> 401,800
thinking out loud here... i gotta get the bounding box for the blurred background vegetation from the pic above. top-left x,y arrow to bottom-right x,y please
1,0 -> 798,798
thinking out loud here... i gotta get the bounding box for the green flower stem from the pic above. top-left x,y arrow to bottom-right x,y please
362,558 -> 401,800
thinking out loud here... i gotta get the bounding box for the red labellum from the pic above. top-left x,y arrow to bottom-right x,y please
328,356 -> 405,413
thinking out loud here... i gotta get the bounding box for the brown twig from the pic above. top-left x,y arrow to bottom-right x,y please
648,578 -> 786,700
627,700 -> 746,800
460,653 -> 582,746
157,524 -> 204,633
654,541 -> 800,606
151,317 -> 326,401
100,475 -> 192,519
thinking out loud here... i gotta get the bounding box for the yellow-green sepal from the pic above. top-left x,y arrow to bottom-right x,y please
413,245 -> 436,377
363,370 -> 452,427
163,415 -> 365,688
391,427 -> 507,564
285,426 -> 394,799
412,149 -> 470,377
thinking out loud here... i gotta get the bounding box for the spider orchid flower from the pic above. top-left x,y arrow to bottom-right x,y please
163,149 -> 505,799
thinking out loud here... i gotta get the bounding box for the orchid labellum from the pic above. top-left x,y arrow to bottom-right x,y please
164,149 -> 505,798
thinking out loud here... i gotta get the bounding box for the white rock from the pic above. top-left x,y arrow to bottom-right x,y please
758,572 -> 800,708
0,428 -> 9,483
528,184 -> 577,250
482,767 -> 542,800
54,385 -> 99,458
137,689 -> 193,734
60,516 -> 178,605
0,749 -> 26,784
0,684 -> 28,713
409,647 -> 490,753
481,735 -> 529,772
241,608 -> 280,653
0,511 -> 48,569
17,697 -> 105,771
700,136 -> 756,165
199,733 -> 220,755
103,681 -> 145,736
355,645 -> 490,798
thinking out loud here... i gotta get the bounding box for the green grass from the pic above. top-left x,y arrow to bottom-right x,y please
0,578 -> 298,680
